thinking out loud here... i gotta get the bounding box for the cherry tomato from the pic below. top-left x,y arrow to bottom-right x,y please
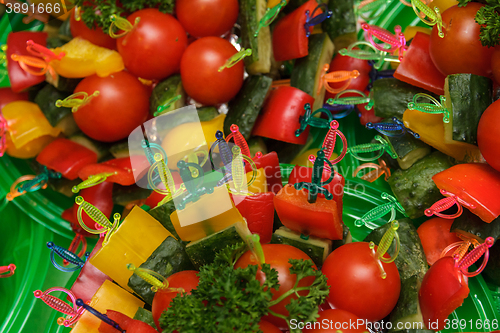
302,309 -> 367,333
258,320 -> 282,333
73,71 -> 150,142
176,0 -> 239,38
70,13 -> 116,50
234,244 -> 317,329
324,52 -> 371,101
322,242 -> 400,322
477,99 -> 500,172
151,270 -> 200,331
180,37 -> 244,105
429,3 -> 494,77
417,217 -> 461,266
117,9 -> 188,80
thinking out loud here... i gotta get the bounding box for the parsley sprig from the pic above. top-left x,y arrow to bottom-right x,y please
458,0 -> 500,47
158,243 -> 330,333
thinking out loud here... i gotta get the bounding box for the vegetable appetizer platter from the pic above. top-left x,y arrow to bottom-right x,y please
0,0 -> 500,332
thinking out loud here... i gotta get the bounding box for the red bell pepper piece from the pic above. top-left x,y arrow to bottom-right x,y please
272,0 -> 319,62
274,184 -> 343,240
245,151 -> 282,194
394,32 -> 446,96
416,217 -> 461,266
36,138 -> 98,180
418,256 -> 469,331
0,88 -> 29,111
288,164 -> 345,216
62,181 -> 114,237
69,237 -> 112,303
324,52 -> 371,101
78,156 -> 150,186
6,32 -> 48,93
432,163 -> 500,223
98,310 -> 157,333
231,191 -> 275,243
252,86 -> 313,145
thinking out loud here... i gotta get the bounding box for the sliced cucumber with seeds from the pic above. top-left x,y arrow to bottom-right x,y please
384,132 -> 431,170
150,74 -> 185,117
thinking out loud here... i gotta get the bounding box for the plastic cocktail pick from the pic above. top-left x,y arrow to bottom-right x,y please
33,287 -> 85,327
318,64 -> 360,95
0,264 -> 16,278
411,0 -> 444,38
75,299 -> 125,333
225,146 -> 257,195
26,39 -> 65,61
361,24 -> 407,60
441,233 -> 481,262
326,89 -> 374,110
154,95 -> 183,117
127,263 -> 171,292
369,220 -> 400,279
366,117 -> 420,138
407,93 -> 450,123
75,196 -> 121,244
176,159 -> 214,210
6,166 -> 61,201
218,48 -> 252,72
225,124 -> 251,158
72,172 -> 117,193
209,130 -> 234,173
338,41 -> 400,70
347,135 -> 397,161
304,3 -> 332,37
254,0 -> 287,37
319,120 -> 347,163
55,91 -> 100,113
10,53 -> 57,79
147,153 -> 186,207
424,189 -> 476,219
367,66 -> 395,89
245,234 -> 266,265
0,44 -> 7,65
355,192 -> 407,228
294,150 -> 335,204
353,159 -> 391,182
47,241 -> 90,273
142,139 -> 167,165
109,14 -> 140,39
455,237 -> 494,277
0,113 -> 7,157
322,103 -> 356,120
295,103 -> 334,136
64,233 -> 87,266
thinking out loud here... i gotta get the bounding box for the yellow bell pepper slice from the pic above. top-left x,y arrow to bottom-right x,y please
50,37 -> 124,78
90,206 -> 173,292
2,101 -> 60,149
403,109 -> 484,163
403,26 -> 432,41
70,280 -> 144,333
247,167 -> 268,193
5,132 -> 54,159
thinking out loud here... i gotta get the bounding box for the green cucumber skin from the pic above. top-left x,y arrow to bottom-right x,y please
290,33 -> 330,97
133,308 -> 156,329
388,152 -> 454,219
34,84 -> 72,127
389,275 -> 423,331
128,236 -> 195,305
239,0 -> 269,70
321,0 -> 356,42
271,233 -> 327,267
447,74 -> 493,145
148,200 -> 181,240
149,74 -> 185,116
385,133 -> 431,170
112,184 -> 152,206
225,75 -> 272,140
450,209 -> 500,242
373,79 -> 437,119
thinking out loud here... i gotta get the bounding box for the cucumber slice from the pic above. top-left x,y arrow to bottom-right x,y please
443,74 -> 493,145
147,199 -> 180,240
185,221 -> 252,269
133,308 -> 156,329
224,75 -> 273,140
149,74 -> 186,116
388,152 -> 454,219
240,0 -> 272,74
69,133 -> 111,161
271,226 -> 332,267
113,184 -> 152,207
373,79 -> 437,119
450,209 -> 500,243
248,137 -> 268,157
385,133 -> 431,170
321,0 -> 356,50
45,71 -> 82,92
109,140 -> 131,159
389,275 -> 426,332
127,236 -> 195,305
290,33 -> 335,111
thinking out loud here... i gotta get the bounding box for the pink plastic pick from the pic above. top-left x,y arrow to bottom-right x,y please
318,64 -> 360,95
26,40 -> 65,62
425,189 -> 475,219
0,264 -> 16,278
455,237 -> 495,277
33,287 -> 85,327
225,124 -> 251,158
361,23 -> 407,60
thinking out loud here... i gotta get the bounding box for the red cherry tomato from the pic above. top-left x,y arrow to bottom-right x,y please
417,217 -> 461,266
117,9 -> 188,80
429,3 -> 494,77
176,0 -> 239,38
324,52 -> 371,101
151,270 -> 200,331
259,320 -> 282,333
180,37 -> 244,105
478,99 -> 500,172
73,71 -> 150,142
302,309 -> 367,333
234,244 -> 317,329
322,242 -> 401,322
70,14 -> 116,49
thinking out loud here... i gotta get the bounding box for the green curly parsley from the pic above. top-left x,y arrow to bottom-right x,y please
458,0 -> 500,47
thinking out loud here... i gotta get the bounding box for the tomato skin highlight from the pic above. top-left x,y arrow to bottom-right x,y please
70,14 -> 116,50
234,244 -> 317,329
176,0 -> 239,38
117,9 -> 188,80
72,71 -> 150,142
477,99 -> 500,172
321,242 -> 401,322
180,37 -> 244,105
417,217 -> 461,266
429,3 -> 494,77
